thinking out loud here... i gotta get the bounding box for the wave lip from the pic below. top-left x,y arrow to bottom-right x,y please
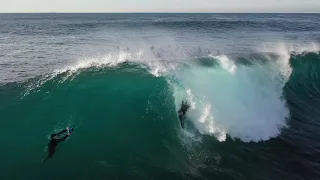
54,49 -> 181,78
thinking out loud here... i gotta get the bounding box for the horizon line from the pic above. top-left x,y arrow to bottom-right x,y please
0,12 -> 319,14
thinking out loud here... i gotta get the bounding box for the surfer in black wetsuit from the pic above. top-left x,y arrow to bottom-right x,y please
43,127 -> 73,162
178,101 -> 190,128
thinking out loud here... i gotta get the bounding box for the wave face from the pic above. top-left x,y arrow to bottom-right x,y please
2,47 -> 320,179
20,48 -> 294,143
1,13 -> 320,180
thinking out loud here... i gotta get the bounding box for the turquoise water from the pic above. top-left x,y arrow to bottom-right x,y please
1,65 -> 182,179
1,13 -> 320,180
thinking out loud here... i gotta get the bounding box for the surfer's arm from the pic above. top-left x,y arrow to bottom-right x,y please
50,129 -> 70,139
56,129 -> 68,136
58,128 -> 72,142
57,134 -> 69,143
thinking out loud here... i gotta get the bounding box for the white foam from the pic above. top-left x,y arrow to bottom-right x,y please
259,42 -> 320,81
210,54 -> 237,75
54,52 -> 132,74
197,104 -> 227,142
175,52 -> 291,142
186,89 -> 196,110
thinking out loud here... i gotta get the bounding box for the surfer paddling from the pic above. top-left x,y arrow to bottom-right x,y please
178,101 -> 190,128
43,127 -> 73,162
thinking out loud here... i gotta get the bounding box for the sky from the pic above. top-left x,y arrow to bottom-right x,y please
0,0 -> 319,13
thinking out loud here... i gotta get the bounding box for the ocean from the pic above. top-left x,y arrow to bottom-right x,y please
0,13 -> 320,180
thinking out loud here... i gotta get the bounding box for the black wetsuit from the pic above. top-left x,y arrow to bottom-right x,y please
43,129 -> 69,162
178,101 -> 190,128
